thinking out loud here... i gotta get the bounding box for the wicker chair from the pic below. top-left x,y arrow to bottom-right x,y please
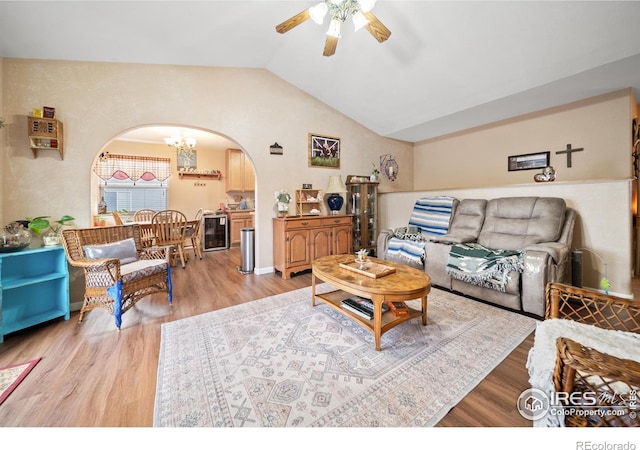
544,282 -> 640,427
61,224 -> 173,329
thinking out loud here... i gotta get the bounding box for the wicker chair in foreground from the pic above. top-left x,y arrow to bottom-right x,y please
61,224 -> 173,329
544,282 -> 640,427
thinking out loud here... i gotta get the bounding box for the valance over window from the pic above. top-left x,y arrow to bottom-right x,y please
93,154 -> 171,184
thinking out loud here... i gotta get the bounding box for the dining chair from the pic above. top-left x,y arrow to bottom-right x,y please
112,211 -> 124,225
152,210 -> 189,268
133,209 -> 156,222
184,208 -> 204,260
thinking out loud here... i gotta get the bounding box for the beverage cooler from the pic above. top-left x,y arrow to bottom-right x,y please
203,214 -> 229,251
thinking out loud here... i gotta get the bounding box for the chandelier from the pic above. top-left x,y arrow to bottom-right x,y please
276,0 -> 390,56
164,135 -> 197,163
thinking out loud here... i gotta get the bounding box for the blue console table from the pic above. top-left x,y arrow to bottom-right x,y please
0,246 -> 70,343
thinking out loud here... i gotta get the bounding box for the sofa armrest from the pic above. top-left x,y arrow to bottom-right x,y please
377,229 -> 395,259
522,241 -> 570,265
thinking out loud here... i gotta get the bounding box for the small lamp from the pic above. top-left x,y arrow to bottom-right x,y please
325,175 -> 347,215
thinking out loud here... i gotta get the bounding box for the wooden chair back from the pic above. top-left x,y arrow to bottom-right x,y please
133,209 -> 156,222
152,210 -> 188,268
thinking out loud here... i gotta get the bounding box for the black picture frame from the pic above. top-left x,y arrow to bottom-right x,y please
508,151 -> 550,171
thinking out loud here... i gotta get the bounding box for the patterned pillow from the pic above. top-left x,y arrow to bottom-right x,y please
84,238 -> 139,265
394,226 -> 423,241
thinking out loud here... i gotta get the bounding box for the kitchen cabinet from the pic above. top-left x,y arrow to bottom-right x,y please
346,175 -> 379,256
225,148 -> 255,192
0,246 -> 70,343
228,210 -> 254,246
273,215 -> 352,279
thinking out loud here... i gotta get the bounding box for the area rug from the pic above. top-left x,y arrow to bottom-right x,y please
0,358 -> 41,406
154,285 -> 537,427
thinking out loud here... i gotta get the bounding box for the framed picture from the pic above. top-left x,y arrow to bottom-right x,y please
508,151 -> 550,171
309,133 -> 340,169
177,150 -> 197,170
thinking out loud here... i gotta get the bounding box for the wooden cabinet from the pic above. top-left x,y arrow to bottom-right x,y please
296,189 -> 323,216
228,210 -> 254,246
225,148 -> 255,192
28,116 -> 64,159
0,246 -> 70,343
273,215 -> 352,279
346,175 -> 379,256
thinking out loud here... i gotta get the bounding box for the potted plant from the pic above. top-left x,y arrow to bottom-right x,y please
26,215 -> 75,246
370,163 -> 380,182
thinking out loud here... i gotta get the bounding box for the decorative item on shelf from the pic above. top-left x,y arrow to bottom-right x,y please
370,163 -> 380,182
302,184 -> 312,189
42,106 -> 56,119
276,189 -> 292,217
325,175 -> 347,215
0,222 -> 31,253
533,166 -> 556,182
269,142 -> 283,155
98,196 -> 107,214
98,151 -> 109,162
380,154 -> 399,181
31,108 -> 43,118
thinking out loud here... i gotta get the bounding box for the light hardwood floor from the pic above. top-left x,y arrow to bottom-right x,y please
0,247 -> 620,427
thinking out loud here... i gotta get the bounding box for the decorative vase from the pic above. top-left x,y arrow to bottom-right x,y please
0,222 -> 32,252
370,174 -> 378,182
326,193 -> 344,215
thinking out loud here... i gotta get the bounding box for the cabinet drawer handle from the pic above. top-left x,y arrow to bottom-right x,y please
333,219 -> 341,223
301,221 -> 309,226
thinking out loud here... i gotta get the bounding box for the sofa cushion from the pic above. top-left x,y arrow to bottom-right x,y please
84,237 -> 139,264
478,197 -> 566,251
431,199 -> 487,244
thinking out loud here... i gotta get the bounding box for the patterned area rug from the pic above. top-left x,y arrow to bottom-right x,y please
154,285 -> 536,427
0,358 -> 41,406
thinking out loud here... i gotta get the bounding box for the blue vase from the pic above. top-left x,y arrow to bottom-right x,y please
327,193 -> 344,214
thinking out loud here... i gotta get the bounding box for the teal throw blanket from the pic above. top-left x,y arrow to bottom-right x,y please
446,243 -> 523,293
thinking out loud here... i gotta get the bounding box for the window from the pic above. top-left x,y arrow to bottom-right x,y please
103,181 -> 167,212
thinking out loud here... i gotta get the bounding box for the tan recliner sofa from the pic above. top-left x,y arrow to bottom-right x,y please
378,196 -> 576,317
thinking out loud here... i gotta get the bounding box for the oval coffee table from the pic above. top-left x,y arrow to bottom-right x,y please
312,254 -> 431,351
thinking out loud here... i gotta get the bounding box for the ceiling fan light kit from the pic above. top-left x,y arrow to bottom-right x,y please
276,0 -> 391,57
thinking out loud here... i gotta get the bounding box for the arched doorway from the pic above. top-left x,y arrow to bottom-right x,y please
90,124 -> 256,249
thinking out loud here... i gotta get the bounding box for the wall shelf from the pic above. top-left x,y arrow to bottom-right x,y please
178,171 -> 221,180
28,116 -> 64,159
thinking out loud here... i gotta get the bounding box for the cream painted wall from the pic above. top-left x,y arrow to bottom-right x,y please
414,90 -> 633,190
379,179 -> 634,298
0,59 -> 413,296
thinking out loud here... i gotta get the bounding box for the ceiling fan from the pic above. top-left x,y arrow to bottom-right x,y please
276,0 -> 391,57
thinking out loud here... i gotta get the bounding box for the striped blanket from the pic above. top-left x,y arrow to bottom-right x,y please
386,196 -> 456,266
445,243 -> 523,292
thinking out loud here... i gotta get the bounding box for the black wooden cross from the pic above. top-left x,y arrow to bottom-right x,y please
556,144 -> 584,168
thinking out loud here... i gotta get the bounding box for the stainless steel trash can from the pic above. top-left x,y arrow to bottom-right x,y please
238,227 -> 255,274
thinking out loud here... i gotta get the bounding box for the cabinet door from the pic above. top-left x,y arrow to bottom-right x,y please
286,229 -> 310,267
226,149 -> 245,192
229,215 -> 244,246
243,156 -> 255,192
333,225 -> 353,255
310,228 -> 332,260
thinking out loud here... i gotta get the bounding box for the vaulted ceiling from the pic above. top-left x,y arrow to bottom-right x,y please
1,1 -> 639,143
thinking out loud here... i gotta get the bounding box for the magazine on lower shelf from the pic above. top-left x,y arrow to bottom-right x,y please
343,296 -> 389,313
341,302 -> 374,320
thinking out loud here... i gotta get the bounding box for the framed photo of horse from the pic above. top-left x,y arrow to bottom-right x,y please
309,133 -> 340,169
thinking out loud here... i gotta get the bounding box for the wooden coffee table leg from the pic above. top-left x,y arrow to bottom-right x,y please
421,294 -> 428,325
373,295 -> 383,351
311,272 -> 316,306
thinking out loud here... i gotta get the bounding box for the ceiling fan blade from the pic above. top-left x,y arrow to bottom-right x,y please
323,35 -> 339,57
362,11 -> 391,43
276,9 -> 311,34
